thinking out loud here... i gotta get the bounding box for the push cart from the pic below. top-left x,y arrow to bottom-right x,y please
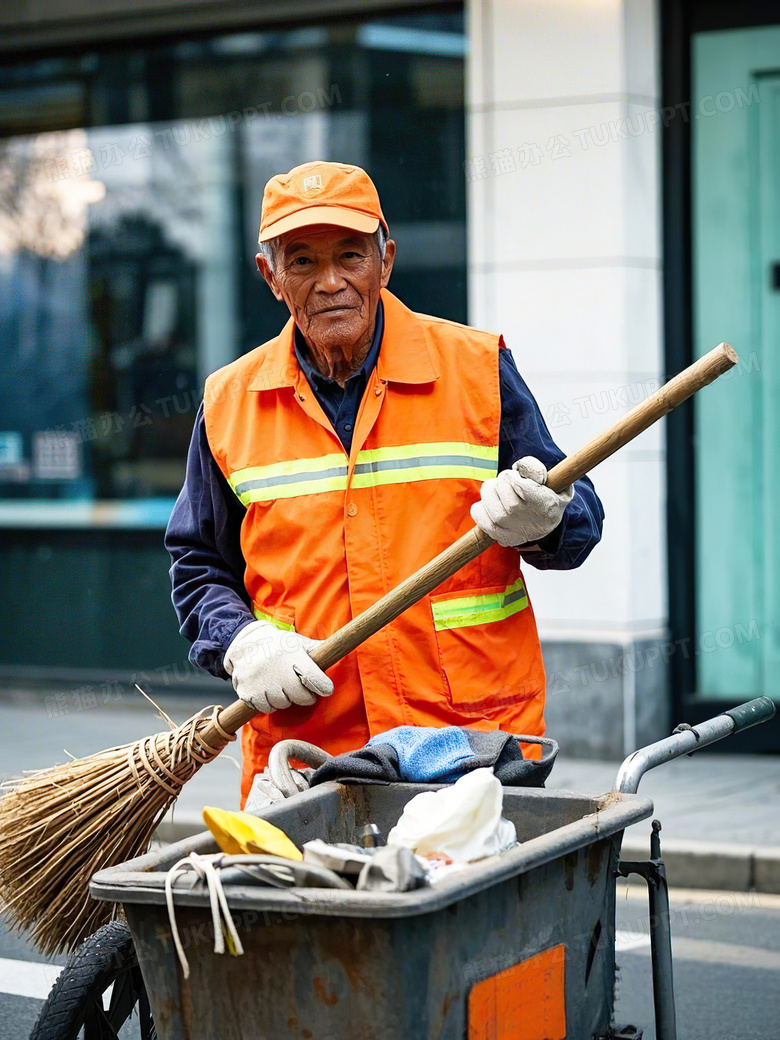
30,697 -> 775,1040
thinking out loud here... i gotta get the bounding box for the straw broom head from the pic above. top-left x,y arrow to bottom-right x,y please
0,703 -> 234,957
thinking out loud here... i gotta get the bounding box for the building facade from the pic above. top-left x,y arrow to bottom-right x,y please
0,0 -> 777,754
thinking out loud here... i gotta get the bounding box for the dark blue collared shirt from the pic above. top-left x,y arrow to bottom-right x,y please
166,327 -> 604,679
294,301 -> 384,455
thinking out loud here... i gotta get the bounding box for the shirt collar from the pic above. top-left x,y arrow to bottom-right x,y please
248,288 -> 439,391
376,288 -> 439,384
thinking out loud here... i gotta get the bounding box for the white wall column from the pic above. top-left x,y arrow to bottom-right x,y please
466,0 -> 666,756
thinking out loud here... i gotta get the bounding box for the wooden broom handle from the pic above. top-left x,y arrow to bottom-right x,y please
213,342 -> 738,737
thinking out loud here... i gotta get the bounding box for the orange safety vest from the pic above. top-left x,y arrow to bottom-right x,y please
204,289 -> 547,804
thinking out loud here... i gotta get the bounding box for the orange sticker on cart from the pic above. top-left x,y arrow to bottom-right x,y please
467,943 -> 566,1040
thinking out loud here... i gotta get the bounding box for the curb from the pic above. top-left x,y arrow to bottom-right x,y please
154,814 -> 780,895
620,835 -> 780,894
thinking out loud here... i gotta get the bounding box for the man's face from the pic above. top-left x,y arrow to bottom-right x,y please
256,226 -> 395,367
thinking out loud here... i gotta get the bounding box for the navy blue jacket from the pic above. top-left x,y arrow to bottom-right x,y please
166,318 -> 604,679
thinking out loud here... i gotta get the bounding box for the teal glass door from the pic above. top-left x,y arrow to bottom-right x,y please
693,28 -> 780,702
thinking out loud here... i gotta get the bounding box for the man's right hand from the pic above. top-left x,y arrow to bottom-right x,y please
224,620 -> 334,714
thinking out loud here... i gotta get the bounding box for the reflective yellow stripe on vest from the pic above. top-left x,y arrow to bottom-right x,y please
230,442 -> 498,505
231,453 -> 348,505
252,608 -> 295,632
431,577 -> 528,631
351,442 -> 497,489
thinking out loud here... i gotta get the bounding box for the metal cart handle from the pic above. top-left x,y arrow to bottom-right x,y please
267,739 -> 333,798
613,696 -> 776,794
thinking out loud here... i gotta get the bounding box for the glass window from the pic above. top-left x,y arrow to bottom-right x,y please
0,8 -> 465,524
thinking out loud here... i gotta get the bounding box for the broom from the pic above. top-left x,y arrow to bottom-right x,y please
0,342 -> 737,956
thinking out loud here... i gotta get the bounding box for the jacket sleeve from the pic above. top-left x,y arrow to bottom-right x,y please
497,346 -> 605,570
164,402 -> 255,679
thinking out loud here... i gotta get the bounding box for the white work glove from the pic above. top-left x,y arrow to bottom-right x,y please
470,456 -> 574,548
224,620 -> 333,714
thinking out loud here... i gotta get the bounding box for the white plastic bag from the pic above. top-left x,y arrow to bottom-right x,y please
387,768 -> 516,863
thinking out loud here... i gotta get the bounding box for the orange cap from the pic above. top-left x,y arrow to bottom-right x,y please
258,161 -> 388,243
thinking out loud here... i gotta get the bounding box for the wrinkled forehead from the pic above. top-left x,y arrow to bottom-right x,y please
278,225 -> 375,255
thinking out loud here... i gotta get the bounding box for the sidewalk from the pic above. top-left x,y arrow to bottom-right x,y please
2,683 -> 778,892
553,753 -> 780,892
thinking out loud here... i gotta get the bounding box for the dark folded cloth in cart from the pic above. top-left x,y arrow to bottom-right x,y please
310,726 -> 558,788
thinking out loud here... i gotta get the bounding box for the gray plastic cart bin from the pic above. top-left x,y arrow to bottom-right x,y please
90,781 -> 652,1040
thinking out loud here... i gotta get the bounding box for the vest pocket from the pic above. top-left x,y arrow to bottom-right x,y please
430,578 -> 542,715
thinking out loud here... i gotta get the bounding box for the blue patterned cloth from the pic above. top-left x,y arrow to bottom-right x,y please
367,726 -> 476,782
311,726 -> 559,788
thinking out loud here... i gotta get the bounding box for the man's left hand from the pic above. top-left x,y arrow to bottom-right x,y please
470,456 -> 574,548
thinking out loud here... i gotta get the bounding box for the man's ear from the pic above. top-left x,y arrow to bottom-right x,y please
380,238 -> 396,290
256,253 -> 284,302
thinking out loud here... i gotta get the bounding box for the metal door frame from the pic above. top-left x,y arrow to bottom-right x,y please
661,0 -> 780,749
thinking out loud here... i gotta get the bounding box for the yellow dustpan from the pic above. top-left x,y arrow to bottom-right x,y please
203,806 -> 303,861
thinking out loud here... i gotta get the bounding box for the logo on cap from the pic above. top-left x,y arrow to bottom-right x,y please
302,174 -> 324,194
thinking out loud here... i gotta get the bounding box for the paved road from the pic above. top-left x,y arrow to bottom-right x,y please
3,887 -> 779,1039
614,885 -> 780,1039
0,924 -> 66,1040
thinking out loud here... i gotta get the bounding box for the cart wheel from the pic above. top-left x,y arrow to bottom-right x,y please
29,919 -> 156,1040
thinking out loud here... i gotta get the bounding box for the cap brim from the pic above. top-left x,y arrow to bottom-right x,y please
258,206 -> 381,243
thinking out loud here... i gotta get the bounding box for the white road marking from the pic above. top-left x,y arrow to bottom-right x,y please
0,957 -> 61,1000
620,938 -> 780,971
615,932 -> 652,952
619,883 -> 780,911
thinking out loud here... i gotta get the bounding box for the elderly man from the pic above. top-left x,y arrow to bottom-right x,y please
166,161 -> 603,804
